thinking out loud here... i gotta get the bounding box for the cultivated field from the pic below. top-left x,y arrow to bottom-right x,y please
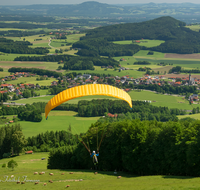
0,61 -> 58,72
1,152 -> 200,190
128,90 -> 199,110
113,39 -> 165,48
165,53 -> 200,59
2,76 -> 58,86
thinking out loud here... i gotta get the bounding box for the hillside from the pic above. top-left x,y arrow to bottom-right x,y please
73,16 -> 200,56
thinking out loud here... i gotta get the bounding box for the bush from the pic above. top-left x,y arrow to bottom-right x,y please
7,159 -> 18,170
3,152 -> 11,158
2,163 -> 6,168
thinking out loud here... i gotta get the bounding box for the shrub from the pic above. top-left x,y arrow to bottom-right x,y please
3,152 -> 11,158
7,160 -> 18,170
2,163 -> 6,168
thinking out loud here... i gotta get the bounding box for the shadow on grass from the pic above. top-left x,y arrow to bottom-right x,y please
56,169 -> 197,179
162,175 -> 195,179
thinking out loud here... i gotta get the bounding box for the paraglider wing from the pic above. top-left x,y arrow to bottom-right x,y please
45,84 -> 132,119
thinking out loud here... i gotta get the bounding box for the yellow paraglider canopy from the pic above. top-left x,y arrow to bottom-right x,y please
45,84 -> 132,119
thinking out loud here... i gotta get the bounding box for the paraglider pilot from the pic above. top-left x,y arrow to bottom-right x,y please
90,150 -> 99,169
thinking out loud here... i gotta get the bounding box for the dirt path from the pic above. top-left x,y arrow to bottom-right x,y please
48,38 -> 60,50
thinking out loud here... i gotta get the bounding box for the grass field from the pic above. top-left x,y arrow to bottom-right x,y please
113,39 -> 165,48
9,90 -> 199,111
0,53 -> 43,62
1,152 -> 200,190
134,50 -> 165,58
3,76 -> 58,86
178,113 -> 200,120
8,95 -> 117,104
134,57 -> 200,71
128,90 -> 199,110
186,24 -> 200,32
0,61 -> 58,72
64,66 -> 145,78
10,111 -> 99,137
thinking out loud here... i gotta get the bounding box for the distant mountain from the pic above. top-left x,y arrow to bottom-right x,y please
1,2 -> 200,23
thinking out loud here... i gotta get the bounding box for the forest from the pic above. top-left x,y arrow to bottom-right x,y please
47,118 -> 200,176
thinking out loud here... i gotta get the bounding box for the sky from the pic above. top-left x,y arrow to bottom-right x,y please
0,0 -> 200,6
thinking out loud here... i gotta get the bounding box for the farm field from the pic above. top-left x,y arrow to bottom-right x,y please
186,24 -> 200,32
133,50 -> 165,58
113,39 -> 165,48
128,90 -> 199,110
7,95 -> 117,104
3,76 -> 58,86
1,152 -> 200,190
0,61 -> 58,71
65,66 -> 145,78
178,113 -> 200,120
134,57 -> 200,70
0,53 -> 43,62
16,111 -> 99,137
9,91 -> 199,111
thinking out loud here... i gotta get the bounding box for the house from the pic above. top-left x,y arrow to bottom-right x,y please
82,74 -> 91,79
189,94 -> 199,101
25,150 -> 33,154
51,81 -> 58,86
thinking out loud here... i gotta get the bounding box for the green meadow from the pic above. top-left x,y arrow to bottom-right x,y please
113,39 -> 165,48
8,95 -> 117,104
9,90 -> 198,111
178,113 -> 200,120
1,152 -> 200,190
0,53 -> 43,62
134,57 -> 200,71
0,61 -> 58,72
16,111 -> 100,137
186,24 -> 200,32
64,66 -> 145,78
128,90 -> 198,110
3,76 -> 58,86
134,50 -> 165,58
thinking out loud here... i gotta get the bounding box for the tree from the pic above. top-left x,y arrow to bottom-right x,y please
7,159 -> 18,170
11,131 -> 27,155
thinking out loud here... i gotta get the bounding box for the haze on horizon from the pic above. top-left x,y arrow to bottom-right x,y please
0,0 -> 200,6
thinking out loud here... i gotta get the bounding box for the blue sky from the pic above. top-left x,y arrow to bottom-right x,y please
0,0 -> 200,6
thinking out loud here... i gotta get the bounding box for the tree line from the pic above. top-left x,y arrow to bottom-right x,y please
14,55 -> 119,68
0,103 -> 45,122
0,30 -> 46,37
48,118 -> 200,176
133,84 -> 198,95
0,38 -> 49,54
77,99 -> 185,121
26,129 -> 78,152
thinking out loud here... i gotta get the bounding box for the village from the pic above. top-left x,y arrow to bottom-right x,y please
0,71 -> 199,103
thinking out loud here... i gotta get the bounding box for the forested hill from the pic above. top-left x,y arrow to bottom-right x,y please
81,16 -> 186,41
73,16 -> 200,55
